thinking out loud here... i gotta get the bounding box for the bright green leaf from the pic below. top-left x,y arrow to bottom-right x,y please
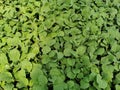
9,49 -> 20,62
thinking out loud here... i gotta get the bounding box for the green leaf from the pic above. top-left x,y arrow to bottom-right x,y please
81,55 -> 90,66
41,55 -> 51,64
90,25 -> 99,34
42,46 -> 51,54
82,7 -> 91,19
96,74 -> 102,83
21,60 -> 32,72
37,75 -> 48,85
30,43 -> 39,55
30,64 -> 43,82
95,0 -> 104,6
98,80 -> 107,89
41,3 -> 50,13
51,75 -> 65,84
27,53 -> 36,60
0,53 -> 8,65
116,51 -> 120,59
66,67 -> 76,79
111,41 -> 120,52
102,72 -> 113,82
47,39 -> 56,46
49,50 -> 56,57
30,64 -> 48,85
57,31 -> 64,36
0,71 -> 13,83
67,59 -> 75,66
9,49 -> 20,62
14,69 -> 28,88
80,79 -> 89,89
54,83 -> 67,90
34,1 -> 41,7
2,83 -> 14,90
89,72 -> 96,81
95,48 -> 105,55
63,48 -> 72,56
4,24 -> 11,32
116,85 -> 120,90
96,74 -> 107,89
101,56 -> 111,65
48,62 -> 58,68
102,65 -> 114,73
67,80 -> 74,88
87,46 -> 96,58
21,44 -> 28,54
57,52 -> 64,59
96,17 -> 104,27
7,37 -> 21,46
117,13 -> 120,25
50,68 -> 61,76
88,86 -> 96,90
32,84 -> 48,90
91,65 -> 99,74
72,68 -> 80,74
115,73 -> 120,84
77,73 -> 84,79
76,45 -> 86,56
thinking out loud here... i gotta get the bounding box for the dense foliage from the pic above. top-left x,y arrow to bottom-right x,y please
0,0 -> 120,90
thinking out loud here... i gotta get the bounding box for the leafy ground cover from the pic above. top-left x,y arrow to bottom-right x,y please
0,0 -> 120,90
